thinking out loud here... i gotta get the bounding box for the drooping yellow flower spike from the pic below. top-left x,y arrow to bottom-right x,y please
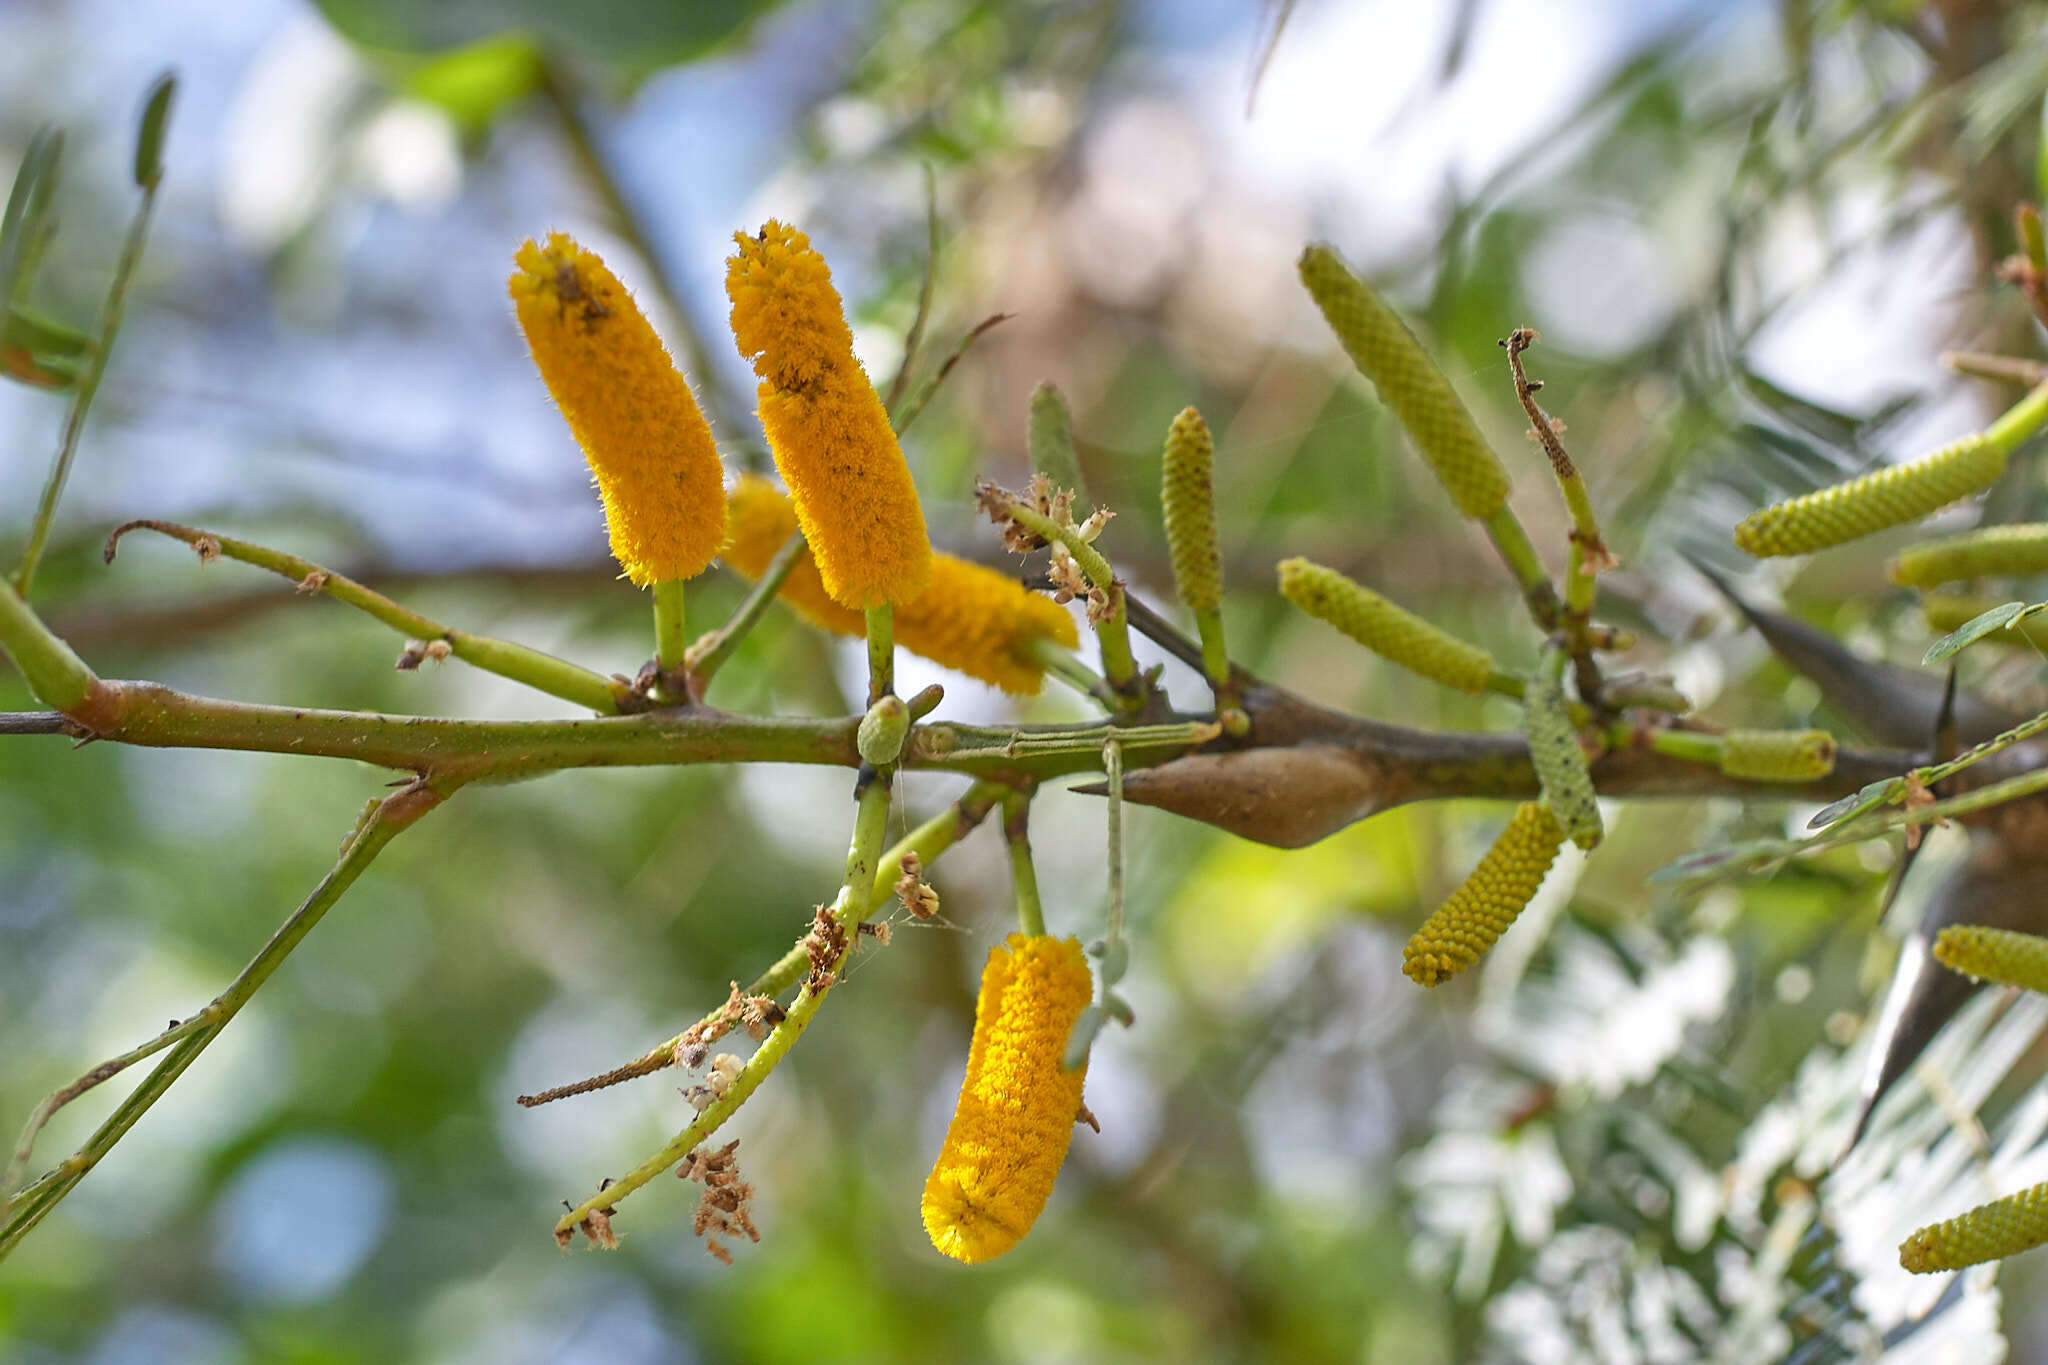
726,221 -> 931,608
723,476 -> 1078,694
1933,925 -> 2048,996
1890,523 -> 2048,587
1277,557 -> 1498,695
1298,243 -> 1511,521
923,934 -> 1093,1263
509,233 -> 727,586
1403,803 -> 1566,987
1901,1179 -> 2048,1273
1718,729 -> 1837,782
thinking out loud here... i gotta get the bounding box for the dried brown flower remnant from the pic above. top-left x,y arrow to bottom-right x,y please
803,903 -> 849,990
896,853 -> 940,920
680,1139 -> 758,1264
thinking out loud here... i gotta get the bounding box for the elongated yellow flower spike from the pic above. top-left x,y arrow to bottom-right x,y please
1277,557 -> 1497,695
1718,729 -> 1837,782
1901,1179 -> 2048,1273
1403,803 -> 1566,987
1933,925 -> 2048,995
509,233 -> 727,586
723,476 -> 1079,693
726,221 -> 930,608
1922,593 -> 2048,649
1890,523 -> 2048,587
1161,406 -> 1222,612
923,934 -> 1093,1263
1733,435 -> 2005,558
1298,244 -> 1511,521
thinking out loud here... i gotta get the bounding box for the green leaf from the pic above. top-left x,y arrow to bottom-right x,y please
133,71 -> 178,190
0,303 -> 87,391
1923,601 -> 2027,664
402,35 -> 542,135
0,127 -> 63,314
1806,777 -> 1901,831
310,0 -> 788,86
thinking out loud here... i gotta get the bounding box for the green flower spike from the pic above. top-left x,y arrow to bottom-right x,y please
1718,728 -> 1837,782
1735,435 -> 2006,558
1277,557 -> 1497,695
1890,523 -> 2048,587
1403,803 -> 1566,987
1161,406 -> 1222,612
1901,1179 -> 2048,1273
1933,925 -> 2048,996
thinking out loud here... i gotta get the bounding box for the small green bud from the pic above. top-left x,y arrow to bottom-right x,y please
857,694 -> 909,767
1734,435 -> 2006,557
1028,381 -> 1087,503
1277,557 -> 1497,695
1161,406 -> 1222,612
1298,244 -> 1511,520
1718,728 -> 1836,782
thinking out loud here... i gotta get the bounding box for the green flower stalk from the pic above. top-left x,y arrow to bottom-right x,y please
1525,646 -> 1601,850
1933,925 -> 2048,995
1277,557 -> 1498,695
1890,523 -> 2048,587
1901,1179 -> 2048,1273
1403,803 -> 1566,987
1161,406 -> 1222,612
1718,728 -> 1837,782
1298,244 -> 1511,521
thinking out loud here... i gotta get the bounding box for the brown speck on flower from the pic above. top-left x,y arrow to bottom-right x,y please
895,855 -> 940,920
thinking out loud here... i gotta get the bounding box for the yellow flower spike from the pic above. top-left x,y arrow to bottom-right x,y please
1524,657 -> 1602,851
1297,243 -> 1512,521
1890,523 -> 2048,587
1733,435 -> 2005,558
726,221 -> 931,608
1403,803 -> 1566,987
1161,406 -> 1222,612
1933,925 -> 2048,995
722,476 -> 1078,694
1921,593 -> 2048,649
509,233 -> 727,587
1718,728 -> 1837,782
923,934 -> 1093,1263
1277,557 -> 1497,695
1901,1179 -> 2048,1273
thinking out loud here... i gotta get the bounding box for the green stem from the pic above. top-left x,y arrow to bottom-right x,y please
652,579 -> 688,679
1104,738 -> 1124,951
1194,605 -> 1231,698
1027,635 -> 1116,707
1002,790 -> 1045,937
105,520 -> 626,714
1481,505 -> 1561,630
1646,728 -> 1721,765
557,764 -> 893,1237
0,576 -> 96,709
866,603 -> 894,705
1,779 -> 452,1259
16,164 -> 160,596
994,494 -> 1140,706
687,531 -> 805,690
1984,378 -> 2048,456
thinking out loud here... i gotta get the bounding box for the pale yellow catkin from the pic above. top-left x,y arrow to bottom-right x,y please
1717,729 -> 1836,782
1297,244 -> 1511,521
1161,406 -> 1222,612
1889,523 -> 2048,587
1933,925 -> 2048,996
1901,1180 -> 2048,1273
1402,804 -> 1567,987
1276,557 -> 1497,695
1733,435 -> 2005,558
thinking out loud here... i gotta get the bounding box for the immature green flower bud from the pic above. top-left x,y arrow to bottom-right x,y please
1718,729 -> 1836,782
1029,382 -> 1087,502
1888,523 -> 2048,587
857,694 -> 910,767
1277,557 -> 1497,695
1933,925 -> 2048,995
1734,435 -> 2005,557
1298,244 -> 1512,520
1161,407 -> 1222,612
1403,803 -> 1566,987
1901,1179 -> 2048,1273
1524,665 -> 1602,851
